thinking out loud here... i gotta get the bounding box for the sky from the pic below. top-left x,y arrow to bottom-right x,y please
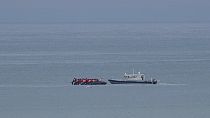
0,0 -> 210,23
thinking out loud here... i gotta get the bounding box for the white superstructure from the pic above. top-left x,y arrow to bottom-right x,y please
124,71 -> 145,81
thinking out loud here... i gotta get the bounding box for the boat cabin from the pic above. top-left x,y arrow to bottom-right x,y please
124,72 -> 145,80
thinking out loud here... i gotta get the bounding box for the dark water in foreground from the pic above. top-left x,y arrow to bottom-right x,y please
0,23 -> 210,118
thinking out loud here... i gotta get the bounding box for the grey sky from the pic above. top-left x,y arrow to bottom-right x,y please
0,0 -> 210,23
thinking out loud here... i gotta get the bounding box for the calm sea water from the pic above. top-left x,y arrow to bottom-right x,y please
0,23 -> 210,118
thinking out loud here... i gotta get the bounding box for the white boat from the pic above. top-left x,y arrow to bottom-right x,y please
108,71 -> 157,84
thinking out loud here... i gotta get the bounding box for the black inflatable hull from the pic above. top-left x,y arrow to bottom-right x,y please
73,81 -> 107,85
72,78 -> 107,85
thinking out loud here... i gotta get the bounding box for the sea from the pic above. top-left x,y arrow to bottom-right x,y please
0,23 -> 210,118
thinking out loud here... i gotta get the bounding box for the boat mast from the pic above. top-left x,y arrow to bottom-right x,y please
133,68 -> 134,75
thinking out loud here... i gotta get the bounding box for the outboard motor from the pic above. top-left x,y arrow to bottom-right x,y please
72,78 -> 76,85
152,79 -> 157,84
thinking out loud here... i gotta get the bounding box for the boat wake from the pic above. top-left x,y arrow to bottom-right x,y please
158,83 -> 187,86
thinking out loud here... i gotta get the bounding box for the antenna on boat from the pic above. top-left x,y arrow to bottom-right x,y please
133,68 -> 134,75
